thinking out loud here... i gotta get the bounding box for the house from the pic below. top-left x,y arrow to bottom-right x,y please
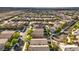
30,38 -> 48,45
29,38 -> 49,51
59,43 -> 79,51
28,45 -> 49,51
32,28 -> 44,38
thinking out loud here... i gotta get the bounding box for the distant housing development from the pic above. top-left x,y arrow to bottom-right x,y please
0,7 -> 79,51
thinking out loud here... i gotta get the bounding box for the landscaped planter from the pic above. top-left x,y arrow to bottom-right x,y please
22,26 -> 33,51
4,32 -> 20,51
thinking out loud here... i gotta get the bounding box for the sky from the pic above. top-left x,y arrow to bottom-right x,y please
0,0 -> 78,7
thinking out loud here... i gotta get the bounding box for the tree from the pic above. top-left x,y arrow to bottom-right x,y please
55,27 -> 61,33
74,22 -> 79,29
12,32 -> 20,39
11,39 -> 18,46
24,35 -> 32,42
23,26 -> 33,50
26,27 -> 33,35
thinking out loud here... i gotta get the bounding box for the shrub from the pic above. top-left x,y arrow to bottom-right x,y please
24,35 -> 32,41
69,37 -> 74,44
12,32 -> 20,39
74,22 -> 79,29
5,42 -> 12,49
26,42 -> 30,50
72,15 -> 78,20
11,39 -> 18,46
51,42 -> 59,51
26,28 -> 33,35
45,26 -> 51,37
63,38 -> 68,45
55,27 -> 61,33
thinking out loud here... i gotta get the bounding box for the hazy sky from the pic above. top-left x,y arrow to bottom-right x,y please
0,0 -> 78,7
